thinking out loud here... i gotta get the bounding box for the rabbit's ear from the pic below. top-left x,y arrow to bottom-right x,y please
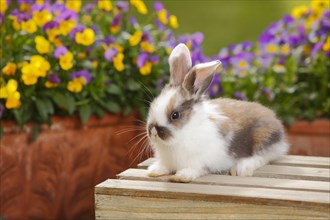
168,43 -> 192,86
183,60 -> 221,96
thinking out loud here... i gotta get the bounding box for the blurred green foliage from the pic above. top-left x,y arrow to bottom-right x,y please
146,0 -> 310,55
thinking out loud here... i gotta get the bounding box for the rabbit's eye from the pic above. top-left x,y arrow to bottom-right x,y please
171,111 -> 181,121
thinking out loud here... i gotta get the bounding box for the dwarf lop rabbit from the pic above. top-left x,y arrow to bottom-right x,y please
146,43 -> 289,183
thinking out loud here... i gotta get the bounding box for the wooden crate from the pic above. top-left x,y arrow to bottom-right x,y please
95,155 -> 330,220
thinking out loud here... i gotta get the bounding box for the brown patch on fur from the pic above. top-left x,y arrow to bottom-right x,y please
209,98 -> 284,158
169,99 -> 195,128
166,95 -> 177,121
148,124 -> 172,141
208,116 -> 231,137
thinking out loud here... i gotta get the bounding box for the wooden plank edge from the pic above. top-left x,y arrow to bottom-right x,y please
117,168 -> 330,193
138,156 -> 330,169
95,179 -> 330,210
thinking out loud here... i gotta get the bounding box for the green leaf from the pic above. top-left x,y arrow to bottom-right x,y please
79,104 -> 92,123
123,106 -> 132,116
35,98 -> 53,121
107,84 -> 122,95
103,101 -> 121,113
94,105 -> 105,118
33,124 -> 41,141
127,79 -> 141,91
52,92 -> 76,114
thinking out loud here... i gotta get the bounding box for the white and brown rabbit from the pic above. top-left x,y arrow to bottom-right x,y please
146,43 -> 289,183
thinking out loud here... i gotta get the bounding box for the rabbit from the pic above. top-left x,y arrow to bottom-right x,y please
146,43 -> 289,183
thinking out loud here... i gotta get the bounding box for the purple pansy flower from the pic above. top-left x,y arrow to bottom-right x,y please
110,13 -> 122,27
48,73 -> 61,84
153,2 -> 164,12
31,2 -> 52,13
43,20 -> 60,32
150,55 -> 159,63
104,36 -> 115,46
191,32 -> 204,48
282,15 -> 294,26
52,2 -> 66,14
117,1 -> 129,12
234,92 -> 247,101
137,53 -> 149,68
55,8 -> 78,22
69,70 -> 92,84
104,47 -> 118,62
208,74 -> 222,97
83,3 -> 94,12
155,19 -> 165,31
230,52 -> 254,71
311,42 -> 323,57
130,16 -> 139,28
54,46 -> 68,58
69,24 -> 85,38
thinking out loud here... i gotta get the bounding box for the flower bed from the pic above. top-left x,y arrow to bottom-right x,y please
0,0 -> 203,131
0,0 -> 329,132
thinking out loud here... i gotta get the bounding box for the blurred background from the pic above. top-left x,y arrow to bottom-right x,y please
146,0 -> 310,55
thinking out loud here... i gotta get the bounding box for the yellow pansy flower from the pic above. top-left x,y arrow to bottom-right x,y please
21,55 -> 51,85
46,27 -> 61,43
59,51 -> 74,70
113,53 -> 125,72
280,44 -> 291,56
0,0 -> 8,14
20,3 -> 31,13
98,0 -> 112,12
35,36 -> 50,54
169,15 -> 179,29
21,64 -> 40,85
6,79 -> 18,94
33,10 -> 52,26
129,30 -> 143,46
311,0 -> 330,13
45,81 -> 58,88
30,55 -> 50,77
9,16 -> 21,30
2,62 -> 17,75
110,25 -> 120,34
139,61 -> 152,75
323,36 -> 330,52
292,5 -> 308,19
6,91 -> 21,109
158,9 -> 168,25
21,19 -> 37,33
266,44 -> 278,54
130,0 -> 148,15
140,41 -> 155,53
67,77 -> 85,93
66,0 -> 82,12
59,19 -> 76,36
75,28 -> 95,46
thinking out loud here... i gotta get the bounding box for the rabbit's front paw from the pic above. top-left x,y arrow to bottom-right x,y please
169,168 -> 202,183
232,156 -> 265,177
147,163 -> 171,177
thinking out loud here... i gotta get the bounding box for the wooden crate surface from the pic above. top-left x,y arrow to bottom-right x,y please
95,155 -> 330,220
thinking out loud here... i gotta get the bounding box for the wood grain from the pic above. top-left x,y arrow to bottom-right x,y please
96,155 -> 330,220
95,194 -> 329,220
118,168 -> 330,192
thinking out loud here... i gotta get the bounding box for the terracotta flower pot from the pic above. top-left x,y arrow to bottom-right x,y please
286,119 -> 330,156
0,112 -> 147,220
